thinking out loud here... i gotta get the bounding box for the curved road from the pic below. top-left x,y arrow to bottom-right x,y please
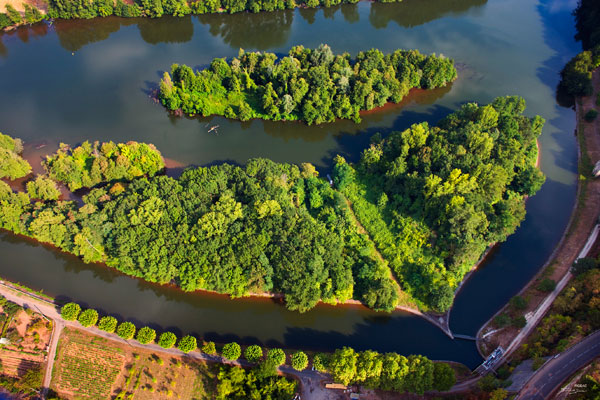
516,330 -> 600,400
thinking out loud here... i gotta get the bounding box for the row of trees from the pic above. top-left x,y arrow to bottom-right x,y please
43,140 -> 165,190
60,302 -> 454,395
159,45 -> 457,124
41,0 -> 405,26
333,96 -> 545,311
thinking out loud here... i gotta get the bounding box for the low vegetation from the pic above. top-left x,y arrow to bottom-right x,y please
518,258 -> 600,362
160,45 -> 456,124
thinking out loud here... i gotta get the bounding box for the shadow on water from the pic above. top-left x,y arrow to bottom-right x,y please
368,0 -> 487,29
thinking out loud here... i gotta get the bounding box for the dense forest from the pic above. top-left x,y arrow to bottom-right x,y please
333,96 -> 544,310
558,0 -> 600,99
0,98 -> 542,312
44,141 -> 165,190
159,45 -> 457,124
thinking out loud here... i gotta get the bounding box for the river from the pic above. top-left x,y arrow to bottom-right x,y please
0,0 -> 580,369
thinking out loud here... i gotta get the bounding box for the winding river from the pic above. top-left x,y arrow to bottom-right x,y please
0,0 -> 580,368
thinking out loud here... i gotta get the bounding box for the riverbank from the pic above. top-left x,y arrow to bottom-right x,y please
476,68 -> 600,360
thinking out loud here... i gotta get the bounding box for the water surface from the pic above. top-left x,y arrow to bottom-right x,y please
0,0 -> 580,368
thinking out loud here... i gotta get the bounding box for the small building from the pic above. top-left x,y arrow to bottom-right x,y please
325,383 -> 347,390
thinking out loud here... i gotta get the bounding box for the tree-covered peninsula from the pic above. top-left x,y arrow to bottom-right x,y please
0,97 -> 543,313
159,45 -> 457,124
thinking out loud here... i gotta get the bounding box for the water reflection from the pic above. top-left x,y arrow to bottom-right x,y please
138,15 -> 194,44
369,0 -> 487,29
1,0 -> 490,53
196,9 -> 293,50
54,17 -> 136,52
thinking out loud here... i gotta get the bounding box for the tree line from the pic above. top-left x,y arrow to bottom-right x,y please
0,97 -> 543,312
59,301 -> 456,395
0,0 -> 409,31
159,44 -> 457,124
558,0 -> 600,100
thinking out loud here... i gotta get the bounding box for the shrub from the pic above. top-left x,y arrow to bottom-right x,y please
585,109 -> 598,122
537,278 -> 556,292
158,332 -> 177,349
136,327 -> 157,344
510,296 -> 528,310
493,313 -> 511,328
202,341 -> 216,355
291,351 -> 308,371
77,309 -> 98,328
313,353 -> 330,372
221,342 -> 241,360
512,315 -> 527,328
244,344 -> 263,363
60,303 -> 81,321
26,176 -> 60,201
116,322 -> 136,340
532,356 -> 545,370
432,362 -> 456,391
267,348 -> 286,366
177,335 -> 197,353
572,257 -> 598,276
98,316 -> 118,333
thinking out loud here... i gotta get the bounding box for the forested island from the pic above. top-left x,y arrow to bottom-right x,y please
159,45 -> 457,124
0,96 -> 543,313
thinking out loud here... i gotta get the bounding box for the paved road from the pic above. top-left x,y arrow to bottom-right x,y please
516,330 -> 600,400
0,282 -> 326,399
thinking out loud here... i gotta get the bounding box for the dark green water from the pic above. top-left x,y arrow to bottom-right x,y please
0,0 -> 580,368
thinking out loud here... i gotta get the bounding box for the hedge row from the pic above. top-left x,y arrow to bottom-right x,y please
60,302 -> 197,353
59,301 -> 309,369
